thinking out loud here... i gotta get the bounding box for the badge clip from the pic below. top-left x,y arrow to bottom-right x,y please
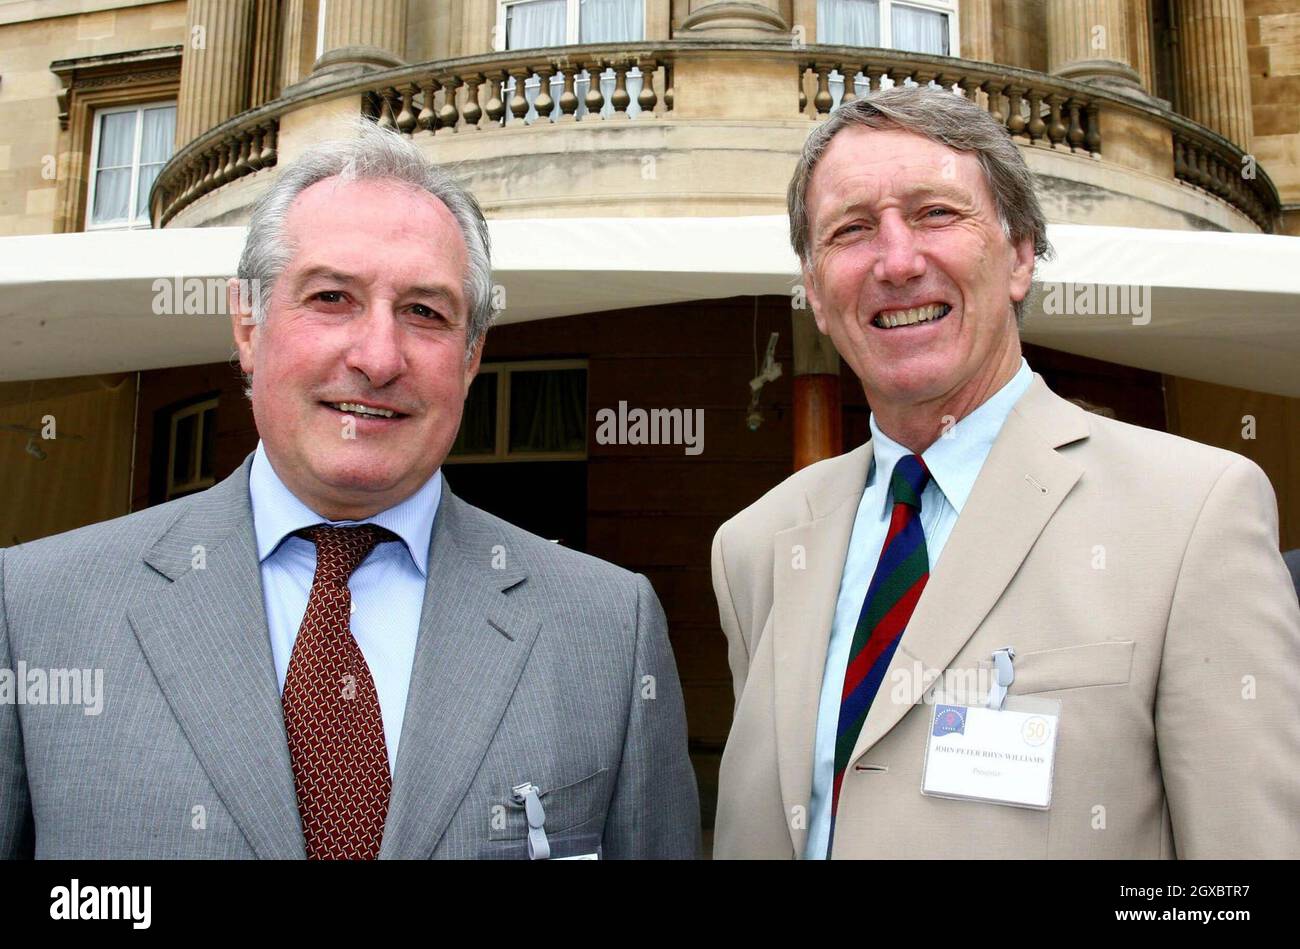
986,646 -> 1016,711
511,782 -> 550,860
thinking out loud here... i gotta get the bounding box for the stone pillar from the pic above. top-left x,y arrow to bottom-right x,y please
792,310 -> 841,472
675,0 -> 788,39
175,0 -> 255,148
1046,0 -> 1145,93
1173,0 -> 1254,149
248,0 -> 281,108
1129,0 -> 1155,96
960,0 -> 997,63
279,0 -> 314,89
314,0 -> 408,76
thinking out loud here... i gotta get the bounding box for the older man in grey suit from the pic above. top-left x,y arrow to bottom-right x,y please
0,120 -> 699,860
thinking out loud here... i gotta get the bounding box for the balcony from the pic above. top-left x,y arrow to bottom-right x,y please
149,41 -> 1283,235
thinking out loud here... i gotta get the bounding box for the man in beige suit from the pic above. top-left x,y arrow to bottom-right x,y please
712,86 -> 1300,859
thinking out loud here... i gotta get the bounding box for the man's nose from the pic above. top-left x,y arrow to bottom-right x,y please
872,213 -> 926,285
344,302 -> 405,388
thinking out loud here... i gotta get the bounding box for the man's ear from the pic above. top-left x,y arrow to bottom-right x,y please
803,268 -> 829,334
1008,235 -> 1036,304
228,276 -> 258,374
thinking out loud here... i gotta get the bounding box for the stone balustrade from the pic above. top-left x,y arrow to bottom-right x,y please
150,41 -> 1280,233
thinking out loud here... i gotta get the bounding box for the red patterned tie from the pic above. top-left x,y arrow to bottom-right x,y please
282,524 -> 395,860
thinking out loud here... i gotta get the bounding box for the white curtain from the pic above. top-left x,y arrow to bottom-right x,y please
579,0 -> 642,41
892,4 -> 949,54
92,111 -> 136,225
135,106 -> 175,222
506,0 -> 566,48
818,0 -> 880,45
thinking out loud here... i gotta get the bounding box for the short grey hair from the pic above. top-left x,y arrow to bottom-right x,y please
237,117 -> 494,353
788,84 -> 1053,324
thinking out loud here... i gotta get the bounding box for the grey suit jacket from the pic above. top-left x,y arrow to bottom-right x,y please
0,454 -> 699,859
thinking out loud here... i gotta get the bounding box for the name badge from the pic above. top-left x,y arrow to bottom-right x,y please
920,695 -> 1061,809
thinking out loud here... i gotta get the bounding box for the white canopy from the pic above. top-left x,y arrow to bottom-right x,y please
1,218 -> 1297,396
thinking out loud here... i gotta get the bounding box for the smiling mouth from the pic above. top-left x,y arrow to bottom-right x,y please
872,303 -> 952,329
321,401 -> 409,420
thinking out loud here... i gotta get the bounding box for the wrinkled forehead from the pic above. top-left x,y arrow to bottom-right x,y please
809,125 -> 988,214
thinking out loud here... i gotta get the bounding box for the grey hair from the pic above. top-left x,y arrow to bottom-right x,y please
236,117 -> 494,354
788,84 -> 1053,325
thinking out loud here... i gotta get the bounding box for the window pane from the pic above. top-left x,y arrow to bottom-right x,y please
92,167 -> 132,223
199,406 -> 217,480
818,0 -> 880,45
136,163 -> 163,220
892,4 -> 949,55
580,0 -> 643,42
451,373 -> 498,455
506,0 -> 566,49
140,106 -> 176,164
97,111 -> 137,169
509,369 -> 586,454
172,412 -> 197,486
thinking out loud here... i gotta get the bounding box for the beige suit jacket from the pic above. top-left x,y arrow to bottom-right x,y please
712,374 -> 1300,859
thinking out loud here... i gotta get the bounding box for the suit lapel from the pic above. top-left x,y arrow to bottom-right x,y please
379,484 -> 541,859
126,455 -> 306,859
847,375 -> 1090,766
772,442 -> 873,857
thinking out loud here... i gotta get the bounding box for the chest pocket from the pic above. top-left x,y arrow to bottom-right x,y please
1007,640 -> 1135,694
488,767 -> 609,842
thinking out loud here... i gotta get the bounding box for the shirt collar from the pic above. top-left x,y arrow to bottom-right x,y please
248,440 -> 440,576
868,357 -> 1033,517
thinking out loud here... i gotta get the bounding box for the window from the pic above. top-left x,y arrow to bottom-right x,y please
496,0 -> 646,122
85,102 -> 176,230
448,361 -> 588,462
499,0 -> 644,47
817,0 -> 957,53
165,396 -> 218,499
818,1 -> 959,108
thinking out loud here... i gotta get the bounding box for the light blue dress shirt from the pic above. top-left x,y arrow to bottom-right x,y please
248,441 -> 441,776
803,358 -> 1033,859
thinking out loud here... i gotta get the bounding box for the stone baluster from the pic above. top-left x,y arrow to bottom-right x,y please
534,65 -> 555,123
1006,86 -> 1027,137
584,60 -> 606,118
508,67 -> 531,123
637,58 -> 658,116
463,75 -> 484,130
437,76 -> 461,132
418,79 -> 437,132
1085,102 -> 1101,154
813,65 -> 833,116
558,68 -> 579,122
611,64 -> 632,118
1046,93 -> 1068,146
485,72 -> 507,126
1066,98 -> 1085,150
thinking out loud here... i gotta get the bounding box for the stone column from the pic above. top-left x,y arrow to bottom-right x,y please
792,310 -> 841,472
960,0 -> 997,63
248,0 -> 281,108
314,0 -> 408,76
175,0 -> 255,148
1046,0 -> 1145,93
1173,0 -> 1254,149
675,0 -> 788,39
279,0 -> 314,89
1129,0 -> 1155,96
